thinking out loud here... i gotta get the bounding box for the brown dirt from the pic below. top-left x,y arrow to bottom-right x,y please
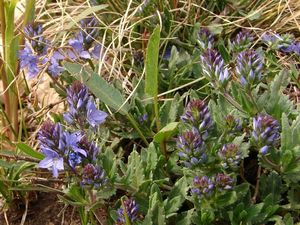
0,192 -> 81,225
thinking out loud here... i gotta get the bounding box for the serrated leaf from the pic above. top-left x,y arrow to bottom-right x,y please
64,62 -> 129,115
145,25 -> 160,97
259,171 -> 282,203
177,209 -> 194,225
164,177 -> 187,217
16,143 -> 44,160
215,191 -> 237,207
153,122 -> 179,143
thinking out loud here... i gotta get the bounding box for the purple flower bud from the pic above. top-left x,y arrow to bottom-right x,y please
81,163 -> 107,189
181,100 -> 213,133
218,143 -> 241,168
231,31 -> 253,52
262,32 -> 294,53
224,115 -> 242,133
177,128 -> 207,168
63,81 -> 108,129
215,173 -> 234,190
78,137 -> 99,162
192,176 -> 214,198
236,50 -> 263,89
200,49 -> 230,88
252,114 -> 280,154
197,28 -> 215,49
117,198 -> 139,224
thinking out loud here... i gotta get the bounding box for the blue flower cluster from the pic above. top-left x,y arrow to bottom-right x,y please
200,49 -> 230,89
177,100 -> 213,168
19,17 -> 101,79
38,82 -> 108,188
252,114 -> 280,154
38,121 -> 85,177
19,23 -> 64,78
68,18 -> 102,60
262,32 -> 300,56
236,50 -> 264,89
197,28 -> 215,49
218,143 -> 242,169
63,81 -> 108,129
117,198 -> 139,224
231,30 -> 253,52
192,173 -> 234,199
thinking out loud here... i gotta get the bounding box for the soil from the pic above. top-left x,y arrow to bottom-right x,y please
0,192 -> 81,225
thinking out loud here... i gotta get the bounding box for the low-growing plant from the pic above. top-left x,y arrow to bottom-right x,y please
1,0 -> 300,224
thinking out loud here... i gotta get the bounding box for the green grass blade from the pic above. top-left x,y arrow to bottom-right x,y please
64,62 -> 130,115
16,143 -> 44,160
145,25 -> 160,97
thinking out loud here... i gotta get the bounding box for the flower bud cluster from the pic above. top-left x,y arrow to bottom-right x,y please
19,23 -> 64,78
177,100 -> 213,168
117,198 -> 139,224
197,28 -> 215,49
63,81 -> 108,129
236,50 -> 263,89
191,173 -> 234,199
200,49 -> 230,89
252,114 -> 280,154
231,31 -> 253,52
218,143 -> 242,169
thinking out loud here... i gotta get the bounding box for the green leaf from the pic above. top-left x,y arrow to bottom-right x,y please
16,143 -> 44,160
64,62 -> 129,115
259,171 -> 282,203
144,143 -> 158,179
153,122 -> 179,143
164,177 -> 187,218
177,209 -> 194,225
145,25 -> 160,97
215,191 -> 238,207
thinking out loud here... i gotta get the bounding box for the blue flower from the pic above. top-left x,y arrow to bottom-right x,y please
200,49 -> 230,88
197,28 -> 215,49
236,50 -> 264,89
215,173 -> 234,191
252,114 -> 280,154
63,81 -> 108,129
38,148 -> 64,178
81,163 -> 107,189
19,43 -> 40,78
117,198 -> 139,224
86,98 -> 108,128
177,127 -> 207,168
181,100 -> 213,135
231,30 -> 253,52
68,18 -> 100,60
191,176 -> 214,198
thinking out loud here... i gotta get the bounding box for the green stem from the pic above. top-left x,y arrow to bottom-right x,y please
126,113 -> 149,146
